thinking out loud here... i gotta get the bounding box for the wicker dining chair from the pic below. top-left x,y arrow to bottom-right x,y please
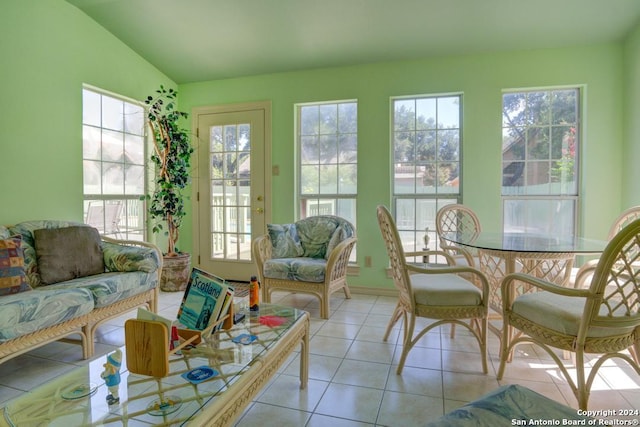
574,206 -> 640,289
608,206 -> 640,239
436,204 -> 482,268
497,218 -> 640,410
377,205 -> 489,374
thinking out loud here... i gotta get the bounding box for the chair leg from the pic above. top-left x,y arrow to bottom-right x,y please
342,284 -> 352,299
575,351 -> 589,410
383,302 -> 403,342
497,323 -> 512,380
396,312 -> 415,374
82,324 -> 94,359
320,296 -> 329,320
478,317 -> 488,374
630,343 -> 640,365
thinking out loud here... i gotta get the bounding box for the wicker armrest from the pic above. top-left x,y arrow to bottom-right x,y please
501,272 -> 591,308
325,236 -> 357,281
406,249 -> 456,266
252,234 -> 273,283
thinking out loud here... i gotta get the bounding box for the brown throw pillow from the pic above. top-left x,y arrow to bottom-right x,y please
34,226 -> 105,285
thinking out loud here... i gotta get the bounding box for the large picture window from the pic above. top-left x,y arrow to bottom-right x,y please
392,94 -> 462,251
296,101 -> 357,226
82,87 -> 147,240
502,88 -> 580,239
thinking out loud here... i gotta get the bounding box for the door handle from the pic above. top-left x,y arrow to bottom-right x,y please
254,208 -> 264,214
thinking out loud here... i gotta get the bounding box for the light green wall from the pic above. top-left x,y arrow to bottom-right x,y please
179,44 -> 625,289
623,21 -> 640,207
0,1 -> 632,290
0,0 -> 174,229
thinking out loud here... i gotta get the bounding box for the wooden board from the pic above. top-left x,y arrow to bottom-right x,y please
124,319 -> 169,378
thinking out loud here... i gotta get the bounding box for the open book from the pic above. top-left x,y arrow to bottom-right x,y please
176,268 -> 234,331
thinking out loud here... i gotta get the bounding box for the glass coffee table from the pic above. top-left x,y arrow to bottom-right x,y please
2,304 -> 309,426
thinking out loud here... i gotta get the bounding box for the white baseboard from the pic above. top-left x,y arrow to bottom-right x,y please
347,285 -> 398,297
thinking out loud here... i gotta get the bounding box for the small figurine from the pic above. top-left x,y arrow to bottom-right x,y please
101,349 -> 122,405
423,227 -> 431,248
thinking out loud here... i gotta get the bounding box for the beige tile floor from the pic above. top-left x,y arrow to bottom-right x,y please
0,290 -> 638,426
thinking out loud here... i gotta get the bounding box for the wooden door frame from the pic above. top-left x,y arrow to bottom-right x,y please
191,101 -> 272,269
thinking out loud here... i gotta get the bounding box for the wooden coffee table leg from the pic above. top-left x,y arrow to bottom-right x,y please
300,312 -> 310,389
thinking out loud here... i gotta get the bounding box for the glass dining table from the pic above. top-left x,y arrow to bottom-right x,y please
441,231 -> 608,336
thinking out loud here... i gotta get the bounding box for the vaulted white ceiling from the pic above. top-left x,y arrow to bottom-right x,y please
67,0 -> 640,84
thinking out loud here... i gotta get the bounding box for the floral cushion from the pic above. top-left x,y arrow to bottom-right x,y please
325,225 -> 348,260
263,258 -> 327,283
43,270 -> 157,309
0,236 -> 32,296
267,223 -> 304,258
0,287 -> 94,342
102,241 -> 161,273
295,216 -> 355,259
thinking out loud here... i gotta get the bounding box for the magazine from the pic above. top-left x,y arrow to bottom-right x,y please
176,268 -> 230,331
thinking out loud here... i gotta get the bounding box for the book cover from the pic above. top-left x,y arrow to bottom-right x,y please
176,268 -> 229,330
210,285 -> 235,331
137,308 -> 172,332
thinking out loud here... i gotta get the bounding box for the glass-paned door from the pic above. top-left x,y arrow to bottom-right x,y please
195,104 -> 269,280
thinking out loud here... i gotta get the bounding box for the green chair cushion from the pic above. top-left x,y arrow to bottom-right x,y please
512,291 -> 636,338
411,273 -> 482,306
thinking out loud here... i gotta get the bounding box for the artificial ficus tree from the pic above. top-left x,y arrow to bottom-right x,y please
144,85 -> 194,256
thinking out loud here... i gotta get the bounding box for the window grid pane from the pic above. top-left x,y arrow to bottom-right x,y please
209,124 -> 252,260
501,88 -> 579,238
297,101 -> 357,261
82,88 -> 147,241
392,94 -> 462,251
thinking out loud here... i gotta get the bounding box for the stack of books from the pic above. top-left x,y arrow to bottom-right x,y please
176,268 -> 235,332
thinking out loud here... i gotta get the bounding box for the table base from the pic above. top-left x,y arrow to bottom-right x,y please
478,249 -> 575,338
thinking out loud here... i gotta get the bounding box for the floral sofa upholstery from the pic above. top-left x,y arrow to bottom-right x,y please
0,220 -> 162,364
252,215 -> 357,319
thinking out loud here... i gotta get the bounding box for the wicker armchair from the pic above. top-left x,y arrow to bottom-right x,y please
252,215 -> 356,319
497,218 -> 640,410
377,205 -> 489,374
436,204 -> 482,268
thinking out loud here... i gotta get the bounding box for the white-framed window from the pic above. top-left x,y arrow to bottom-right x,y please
82,86 -> 147,240
296,100 -> 357,227
392,94 -> 462,251
501,88 -> 580,238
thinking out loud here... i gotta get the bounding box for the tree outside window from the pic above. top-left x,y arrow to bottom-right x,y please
296,101 -> 357,261
392,95 -> 462,252
502,88 -> 580,238
297,101 -> 357,224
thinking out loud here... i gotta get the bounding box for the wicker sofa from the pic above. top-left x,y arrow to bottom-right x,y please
0,220 -> 162,364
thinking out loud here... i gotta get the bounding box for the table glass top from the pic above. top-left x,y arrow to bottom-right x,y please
2,304 -> 306,427
442,231 -> 608,254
